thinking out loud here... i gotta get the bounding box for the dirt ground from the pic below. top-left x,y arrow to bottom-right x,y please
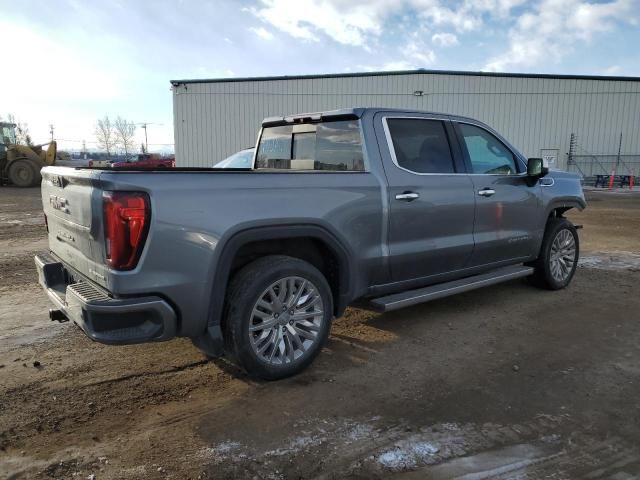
1,186 -> 640,479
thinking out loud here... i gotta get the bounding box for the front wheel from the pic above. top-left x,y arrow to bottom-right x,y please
223,255 -> 333,380
530,218 -> 579,290
8,159 -> 41,187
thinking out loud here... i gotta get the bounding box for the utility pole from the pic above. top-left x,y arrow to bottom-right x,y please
141,123 -> 148,152
133,122 -> 161,152
82,140 -> 87,160
616,132 -> 623,171
49,124 -> 55,141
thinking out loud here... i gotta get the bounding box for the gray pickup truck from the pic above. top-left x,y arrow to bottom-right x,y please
35,108 -> 585,379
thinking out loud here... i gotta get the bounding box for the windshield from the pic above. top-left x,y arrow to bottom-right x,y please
255,120 -> 364,171
214,148 -> 254,169
1,124 -> 16,146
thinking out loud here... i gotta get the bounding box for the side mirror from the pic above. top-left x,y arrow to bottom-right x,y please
527,157 -> 548,178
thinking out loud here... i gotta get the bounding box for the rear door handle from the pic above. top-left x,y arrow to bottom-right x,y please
395,192 -> 420,201
478,188 -> 496,197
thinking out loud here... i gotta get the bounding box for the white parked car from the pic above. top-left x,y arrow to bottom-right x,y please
213,148 -> 254,169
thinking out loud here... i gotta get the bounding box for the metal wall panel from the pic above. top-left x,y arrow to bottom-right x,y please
172,73 -> 640,169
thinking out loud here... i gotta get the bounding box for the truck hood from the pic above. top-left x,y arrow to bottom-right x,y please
547,168 -> 581,180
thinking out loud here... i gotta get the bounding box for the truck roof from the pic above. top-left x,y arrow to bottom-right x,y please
261,107 -> 479,127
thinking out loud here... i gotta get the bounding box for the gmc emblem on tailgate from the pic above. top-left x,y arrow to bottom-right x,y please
49,195 -> 69,213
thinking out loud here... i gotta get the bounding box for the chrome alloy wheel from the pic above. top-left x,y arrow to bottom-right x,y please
248,276 -> 324,365
549,229 -> 577,282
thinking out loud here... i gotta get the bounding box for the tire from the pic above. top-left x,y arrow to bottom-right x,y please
8,159 -> 41,187
530,218 -> 579,290
223,255 -> 333,380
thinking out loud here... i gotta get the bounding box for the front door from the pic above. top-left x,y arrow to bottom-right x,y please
453,121 -> 541,266
375,113 -> 476,283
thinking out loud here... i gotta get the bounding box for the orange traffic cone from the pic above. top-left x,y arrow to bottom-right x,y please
608,170 -> 616,190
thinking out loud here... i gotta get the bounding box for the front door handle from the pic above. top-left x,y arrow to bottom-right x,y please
395,192 -> 420,201
478,188 -> 496,197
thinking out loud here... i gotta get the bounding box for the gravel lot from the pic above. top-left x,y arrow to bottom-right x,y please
1,186 -> 640,479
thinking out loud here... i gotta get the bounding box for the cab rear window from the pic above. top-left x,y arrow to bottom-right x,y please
256,120 -> 364,171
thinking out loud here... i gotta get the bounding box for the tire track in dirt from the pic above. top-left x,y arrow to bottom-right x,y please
191,414 -> 640,479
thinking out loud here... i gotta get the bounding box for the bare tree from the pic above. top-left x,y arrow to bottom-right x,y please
114,116 -> 136,157
95,116 -> 116,157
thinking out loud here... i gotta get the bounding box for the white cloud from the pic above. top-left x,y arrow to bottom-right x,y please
358,31 -> 436,72
432,32 -> 459,46
249,0 -> 393,46
419,5 -> 482,31
360,60 -> 425,72
603,65 -> 622,75
250,0 -> 527,49
417,0 -> 526,32
249,26 -> 274,40
568,0 -> 638,38
484,0 -> 638,71
378,61 -> 422,71
407,37 -> 437,66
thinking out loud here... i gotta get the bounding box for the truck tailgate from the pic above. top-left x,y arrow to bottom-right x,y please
41,167 -> 110,289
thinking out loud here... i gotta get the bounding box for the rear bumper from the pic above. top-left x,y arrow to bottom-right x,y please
35,253 -> 177,345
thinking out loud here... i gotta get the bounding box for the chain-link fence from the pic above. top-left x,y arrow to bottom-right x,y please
567,155 -> 640,178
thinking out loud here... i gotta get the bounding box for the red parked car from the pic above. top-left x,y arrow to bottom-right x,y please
110,154 -> 175,169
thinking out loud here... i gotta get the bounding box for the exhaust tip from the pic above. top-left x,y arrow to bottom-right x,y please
49,309 -> 68,322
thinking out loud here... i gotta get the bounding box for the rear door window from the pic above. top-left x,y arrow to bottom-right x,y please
256,120 -> 364,171
385,118 -> 456,174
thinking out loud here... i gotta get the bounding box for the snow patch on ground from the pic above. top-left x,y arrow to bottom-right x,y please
198,441 -> 245,464
579,252 -> 640,271
0,213 -> 44,226
378,450 -> 414,470
346,423 -> 374,441
264,434 -> 325,456
194,416 -> 574,476
196,418 -> 377,465
378,439 -> 440,470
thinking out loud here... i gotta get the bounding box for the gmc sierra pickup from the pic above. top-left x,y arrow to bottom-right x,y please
35,108 -> 585,379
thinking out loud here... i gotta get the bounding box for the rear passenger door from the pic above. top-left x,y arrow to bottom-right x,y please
453,121 -> 541,266
374,113 -> 476,283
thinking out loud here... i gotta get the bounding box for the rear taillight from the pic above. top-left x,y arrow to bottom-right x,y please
103,191 -> 150,270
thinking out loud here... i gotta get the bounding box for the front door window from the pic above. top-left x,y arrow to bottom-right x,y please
459,123 -> 518,175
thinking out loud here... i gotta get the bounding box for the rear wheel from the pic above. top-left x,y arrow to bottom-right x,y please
8,159 -> 41,187
530,218 -> 579,290
223,255 -> 333,380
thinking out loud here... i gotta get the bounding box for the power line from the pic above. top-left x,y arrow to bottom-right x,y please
56,138 -> 174,145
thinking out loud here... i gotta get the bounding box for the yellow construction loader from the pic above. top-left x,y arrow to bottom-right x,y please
1,122 -> 57,187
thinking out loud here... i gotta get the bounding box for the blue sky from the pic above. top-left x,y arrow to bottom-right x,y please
1,0 -> 638,151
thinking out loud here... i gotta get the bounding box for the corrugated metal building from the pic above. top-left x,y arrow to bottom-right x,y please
171,69 -> 640,172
